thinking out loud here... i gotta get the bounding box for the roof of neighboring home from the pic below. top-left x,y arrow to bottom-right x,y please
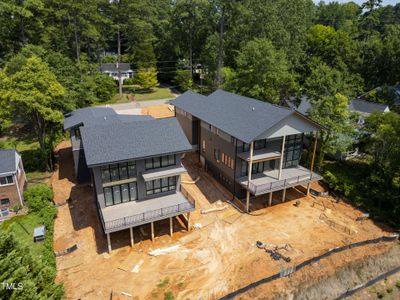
0,149 -> 19,175
80,118 -> 192,167
349,98 -> 390,114
100,63 -> 132,73
171,90 -> 310,143
63,107 -> 153,130
296,97 -> 312,115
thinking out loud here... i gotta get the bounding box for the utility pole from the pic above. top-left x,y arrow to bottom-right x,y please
216,6 -> 224,88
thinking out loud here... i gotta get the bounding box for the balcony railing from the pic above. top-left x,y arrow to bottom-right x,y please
247,173 -> 323,195
102,201 -> 195,233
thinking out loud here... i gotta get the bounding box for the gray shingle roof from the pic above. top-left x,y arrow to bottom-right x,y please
0,149 -> 18,175
63,107 -> 153,130
100,63 -> 132,73
349,98 -> 389,114
171,90 -> 294,143
80,118 -> 192,167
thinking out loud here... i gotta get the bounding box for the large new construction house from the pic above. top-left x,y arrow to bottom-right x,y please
64,109 -> 194,252
172,90 -> 323,211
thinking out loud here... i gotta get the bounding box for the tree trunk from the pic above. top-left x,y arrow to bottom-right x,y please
117,27 -> 122,95
216,8 -> 225,88
73,15 -> 80,62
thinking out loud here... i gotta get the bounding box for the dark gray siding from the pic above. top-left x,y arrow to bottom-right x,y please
92,154 -> 183,209
175,108 -> 197,145
70,128 -> 90,183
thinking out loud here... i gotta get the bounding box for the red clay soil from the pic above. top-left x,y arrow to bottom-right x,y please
52,142 -> 395,300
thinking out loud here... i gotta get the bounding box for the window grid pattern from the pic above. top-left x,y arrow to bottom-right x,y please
101,162 -> 136,183
146,176 -> 177,195
283,134 -> 303,168
145,155 -> 176,170
240,160 -> 275,177
0,176 -> 13,185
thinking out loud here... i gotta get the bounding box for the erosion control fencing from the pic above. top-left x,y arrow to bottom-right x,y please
335,265 -> 400,299
219,235 -> 399,300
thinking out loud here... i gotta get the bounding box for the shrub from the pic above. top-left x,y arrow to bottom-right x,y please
133,67 -> 158,90
24,184 -> 53,213
12,204 -> 23,214
173,70 -> 193,92
164,291 -> 174,300
123,77 -> 136,85
396,281 -> 400,289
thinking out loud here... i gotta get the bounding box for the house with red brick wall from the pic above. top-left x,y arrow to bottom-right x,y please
0,149 -> 27,218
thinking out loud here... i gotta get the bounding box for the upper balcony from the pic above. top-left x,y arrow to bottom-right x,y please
99,191 -> 195,234
237,147 -> 281,162
237,165 -> 322,196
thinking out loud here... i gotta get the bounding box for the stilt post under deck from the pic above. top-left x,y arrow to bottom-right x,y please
150,222 -> 155,241
129,227 -> 134,247
169,217 -> 173,237
282,188 -> 286,202
269,192 -> 273,206
246,141 -> 254,212
107,233 -> 111,253
278,136 -> 286,180
187,212 -> 191,232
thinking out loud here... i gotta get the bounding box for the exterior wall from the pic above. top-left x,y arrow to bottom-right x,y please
0,162 -> 26,210
92,154 -> 183,209
175,108 -> 198,145
199,121 -> 236,193
70,128 -> 90,183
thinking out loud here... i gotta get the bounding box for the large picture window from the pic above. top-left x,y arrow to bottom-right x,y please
146,176 -> 176,196
145,155 -> 176,170
101,161 -> 136,183
283,134 -> 303,168
240,160 -> 275,177
104,182 -> 137,206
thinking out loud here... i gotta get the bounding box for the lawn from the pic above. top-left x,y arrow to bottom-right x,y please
1,213 -> 49,260
103,87 -> 175,104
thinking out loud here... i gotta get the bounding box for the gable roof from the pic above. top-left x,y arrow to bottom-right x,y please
63,107 -> 153,130
349,98 -> 389,114
0,149 -> 19,175
172,90 -> 308,143
80,118 -> 192,167
100,63 -> 132,73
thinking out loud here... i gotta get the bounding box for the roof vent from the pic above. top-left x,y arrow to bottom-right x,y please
104,116 -> 107,120
252,107 -> 255,111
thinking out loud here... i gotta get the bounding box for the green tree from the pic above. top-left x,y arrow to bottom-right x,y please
3,56 -> 64,170
134,67 -> 159,90
224,38 -> 296,104
173,70 -> 193,92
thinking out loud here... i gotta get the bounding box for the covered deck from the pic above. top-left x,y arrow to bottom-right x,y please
238,165 -> 322,196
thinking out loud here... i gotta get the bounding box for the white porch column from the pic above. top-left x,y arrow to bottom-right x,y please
246,141 -> 254,212
169,217 -> 173,237
129,227 -> 134,247
107,233 -> 112,253
150,222 -> 155,241
278,136 -> 286,180
269,192 -> 273,206
282,188 -> 286,203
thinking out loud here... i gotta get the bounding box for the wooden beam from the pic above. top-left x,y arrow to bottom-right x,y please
107,233 -> 111,253
129,227 -> 134,247
246,141 -> 254,212
282,188 -> 286,203
310,131 -> 318,174
150,222 -> 154,242
269,192 -> 273,206
278,136 -> 286,180
169,217 -> 173,237
187,213 -> 191,232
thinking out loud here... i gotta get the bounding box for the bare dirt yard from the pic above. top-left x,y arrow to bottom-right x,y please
141,104 -> 174,119
52,142 -> 397,300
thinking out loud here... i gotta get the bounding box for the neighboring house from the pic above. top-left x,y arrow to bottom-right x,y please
0,149 -> 27,218
100,63 -> 134,82
171,90 -> 323,212
64,110 -> 194,252
64,107 -> 152,183
297,97 -> 390,125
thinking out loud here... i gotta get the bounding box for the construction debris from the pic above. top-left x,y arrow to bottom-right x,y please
192,223 -> 203,230
256,241 -> 292,263
201,204 -> 229,214
148,245 -> 180,256
294,200 -> 301,207
131,260 -> 144,273
121,291 -> 132,297
181,176 -> 200,184
356,213 -> 370,221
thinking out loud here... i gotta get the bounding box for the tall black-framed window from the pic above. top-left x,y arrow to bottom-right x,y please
283,134 -> 303,168
104,182 -> 137,206
146,176 -> 176,196
101,161 -> 136,183
240,160 -> 275,177
145,155 -> 176,170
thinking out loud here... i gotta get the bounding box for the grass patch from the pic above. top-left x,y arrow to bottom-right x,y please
102,87 -> 174,105
157,277 -> 170,289
26,171 -> 53,182
1,213 -> 50,261
0,136 -> 39,152
164,291 -> 174,300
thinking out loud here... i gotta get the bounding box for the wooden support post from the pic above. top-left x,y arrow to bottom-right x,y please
187,212 -> 191,232
129,227 -> 134,247
307,183 -> 311,195
169,217 -> 173,237
246,141 -> 254,212
308,131 -> 319,195
282,188 -> 286,203
150,222 -> 154,241
107,233 -> 111,253
278,136 -> 286,180
269,192 -> 273,206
